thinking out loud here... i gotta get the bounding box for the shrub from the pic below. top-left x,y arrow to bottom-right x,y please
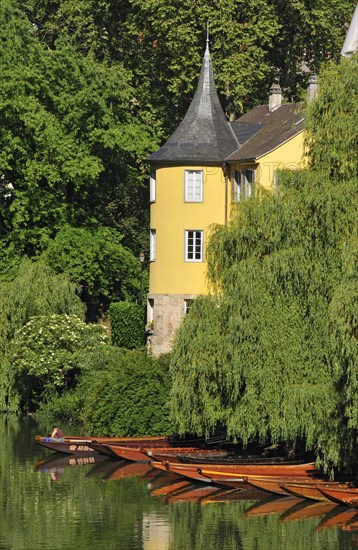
7,314 -> 107,411
75,347 -> 173,436
109,301 -> 145,349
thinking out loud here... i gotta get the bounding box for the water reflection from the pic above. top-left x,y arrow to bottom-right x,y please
142,512 -> 170,550
1,415 -> 358,550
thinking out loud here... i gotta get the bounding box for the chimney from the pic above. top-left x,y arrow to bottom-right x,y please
307,73 -> 318,102
269,79 -> 282,111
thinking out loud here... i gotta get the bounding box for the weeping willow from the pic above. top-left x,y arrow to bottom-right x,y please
170,55 -> 358,472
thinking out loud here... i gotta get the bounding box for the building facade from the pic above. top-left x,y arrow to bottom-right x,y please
146,43 -> 305,355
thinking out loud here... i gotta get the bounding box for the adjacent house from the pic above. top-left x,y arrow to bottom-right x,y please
146,41 -> 307,356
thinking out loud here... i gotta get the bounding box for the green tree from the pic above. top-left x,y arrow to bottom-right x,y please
0,0 -> 155,257
42,226 -> 144,319
304,54 -> 358,180
109,301 -> 145,349
38,347 -> 173,435
269,0 -> 356,99
20,0 -> 356,123
77,348 -> 173,436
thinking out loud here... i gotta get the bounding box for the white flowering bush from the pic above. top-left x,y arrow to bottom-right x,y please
8,314 -> 108,410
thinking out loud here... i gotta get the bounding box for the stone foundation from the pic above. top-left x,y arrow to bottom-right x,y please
146,293 -> 198,356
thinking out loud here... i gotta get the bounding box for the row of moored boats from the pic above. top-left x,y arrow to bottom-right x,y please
35,434 -> 358,508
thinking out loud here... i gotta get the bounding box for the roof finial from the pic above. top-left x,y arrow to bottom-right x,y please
205,20 -> 210,54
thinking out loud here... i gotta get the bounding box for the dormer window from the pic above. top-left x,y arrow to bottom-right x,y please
185,170 -> 203,202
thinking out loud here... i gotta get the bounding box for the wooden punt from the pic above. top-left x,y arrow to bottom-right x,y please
35,437 -> 98,454
102,444 -> 210,462
190,461 -> 316,478
282,481 -> 348,502
318,485 -> 358,507
35,434 -> 170,455
179,453 -> 315,465
196,463 -> 316,490
150,461 -> 214,483
146,448 -> 230,462
244,476 -> 292,496
198,470 -> 248,488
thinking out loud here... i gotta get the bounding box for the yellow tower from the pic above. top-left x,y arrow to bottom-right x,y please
147,45 -> 305,355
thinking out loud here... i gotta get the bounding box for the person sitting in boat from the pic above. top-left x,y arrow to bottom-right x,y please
51,427 -> 65,441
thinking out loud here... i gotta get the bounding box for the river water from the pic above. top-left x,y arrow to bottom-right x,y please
1,416 -> 357,550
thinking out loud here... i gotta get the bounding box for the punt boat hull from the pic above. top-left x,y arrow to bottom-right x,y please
35,434 -> 170,455
318,485 -> 358,507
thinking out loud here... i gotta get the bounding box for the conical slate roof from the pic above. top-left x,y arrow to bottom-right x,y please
148,43 -> 239,165
341,3 -> 358,57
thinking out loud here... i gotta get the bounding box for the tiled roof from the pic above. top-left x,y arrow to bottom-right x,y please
226,104 -> 304,162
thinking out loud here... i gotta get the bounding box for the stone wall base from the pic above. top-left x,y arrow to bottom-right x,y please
146,293 -> 198,356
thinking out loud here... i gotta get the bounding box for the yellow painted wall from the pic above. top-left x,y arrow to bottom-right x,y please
150,133 -> 305,297
229,131 -> 305,200
256,131 -> 305,190
150,165 -> 226,295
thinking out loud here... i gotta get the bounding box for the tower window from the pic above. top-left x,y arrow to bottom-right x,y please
185,230 -> 203,262
150,229 -> 156,261
149,171 -> 156,202
185,170 -> 203,202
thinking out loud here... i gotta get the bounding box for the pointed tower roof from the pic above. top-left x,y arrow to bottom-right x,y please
341,3 -> 358,57
148,42 -> 239,165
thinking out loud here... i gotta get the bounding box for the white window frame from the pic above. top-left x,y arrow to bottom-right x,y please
149,171 -> 156,203
185,170 -> 203,202
234,169 -> 255,201
185,230 -> 204,262
147,298 -> 154,322
149,229 -> 156,261
184,299 -> 194,315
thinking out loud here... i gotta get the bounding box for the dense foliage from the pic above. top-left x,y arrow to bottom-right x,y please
37,348 -> 173,436
0,259 -> 85,413
305,54 -> 358,180
109,301 -> 146,349
0,0 -> 155,263
170,56 -> 358,471
19,0 -> 355,123
0,257 -> 84,352
42,226 -> 143,319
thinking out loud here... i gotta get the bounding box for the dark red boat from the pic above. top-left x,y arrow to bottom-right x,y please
35,434 -> 170,455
